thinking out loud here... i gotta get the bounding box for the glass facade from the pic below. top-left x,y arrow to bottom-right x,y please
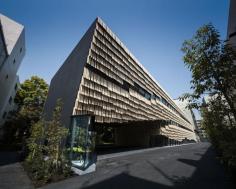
67,115 -> 96,170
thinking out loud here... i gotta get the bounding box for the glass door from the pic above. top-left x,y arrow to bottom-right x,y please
67,115 -> 96,170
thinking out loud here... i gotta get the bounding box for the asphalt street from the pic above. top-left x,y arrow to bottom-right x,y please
41,142 -> 234,189
0,151 -> 34,189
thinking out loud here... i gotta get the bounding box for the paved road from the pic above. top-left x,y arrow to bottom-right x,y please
42,142 -> 234,189
0,151 -> 34,189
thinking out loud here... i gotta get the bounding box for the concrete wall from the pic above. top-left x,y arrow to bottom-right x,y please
174,99 -> 198,141
227,0 -> 236,47
0,14 -> 25,125
0,24 -> 7,70
43,20 -> 97,128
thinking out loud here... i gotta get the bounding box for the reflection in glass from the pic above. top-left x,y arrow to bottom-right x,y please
67,115 -> 96,170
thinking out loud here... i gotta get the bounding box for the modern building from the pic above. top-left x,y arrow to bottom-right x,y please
196,120 -> 207,141
0,14 -> 25,127
227,0 -> 236,48
227,0 -> 236,113
174,99 -> 199,141
44,17 -> 196,147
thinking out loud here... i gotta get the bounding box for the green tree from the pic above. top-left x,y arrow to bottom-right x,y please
181,23 -> 236,172
201,98 -> 236,169
25,120 -> 47,182
181,24 -> 236,121
2,76 -> 48,144
25,100 -> 71,185
45,99 -> 69,175
26,120 -> 45,162
15,76 -> 49,122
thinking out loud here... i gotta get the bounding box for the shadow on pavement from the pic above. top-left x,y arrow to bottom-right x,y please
176,146 -> 234,188
83,173 -> 170,189
82,144 -> 234,189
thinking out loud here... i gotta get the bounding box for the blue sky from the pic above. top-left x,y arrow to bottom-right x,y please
0,0 -> 230,101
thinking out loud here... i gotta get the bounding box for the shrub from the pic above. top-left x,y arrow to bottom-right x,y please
24,100 -> 71,186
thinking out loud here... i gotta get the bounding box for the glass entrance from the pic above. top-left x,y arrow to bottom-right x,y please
67,115 -> 96,170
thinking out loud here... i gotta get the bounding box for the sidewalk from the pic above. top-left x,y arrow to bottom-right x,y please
0,151 -> 34,189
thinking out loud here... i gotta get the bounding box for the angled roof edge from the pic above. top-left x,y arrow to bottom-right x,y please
173,99 -> 194,124
0,13 -> 24,54
96,17 -> 184,114
52,18 -> 97,82
0,19 -> 8,56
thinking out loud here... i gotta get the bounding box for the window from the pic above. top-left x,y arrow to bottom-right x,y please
2,111 -> 7,119
13,59 -> 16,64
20,47 -> 23,53
5,74 -> 8,79
9,96 -> 12,104
229,31 -> 236,38
14,83 -> 18,90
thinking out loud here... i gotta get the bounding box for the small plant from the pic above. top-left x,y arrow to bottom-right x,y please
24,99 -> 72,186
44,100 -> 71,180
25,120 -> 47,182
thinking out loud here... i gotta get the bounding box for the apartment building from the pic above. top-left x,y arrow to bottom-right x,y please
0,14 -> 25,127
44,18 -> 196,147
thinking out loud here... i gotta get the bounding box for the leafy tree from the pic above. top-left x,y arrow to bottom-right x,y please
181,23 -> 236,121
201,98 -> 236,169
15,76 -> 48,122
2,76 -> 48,144
26,120 -> 45,162
45,99 -> 69,175
25,120 -> 47,182
181,23 -> 236,172
25,100 -> 71,185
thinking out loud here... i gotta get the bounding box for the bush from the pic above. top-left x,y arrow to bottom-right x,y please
202,100 -> 236,172
24,100 -> 72,186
